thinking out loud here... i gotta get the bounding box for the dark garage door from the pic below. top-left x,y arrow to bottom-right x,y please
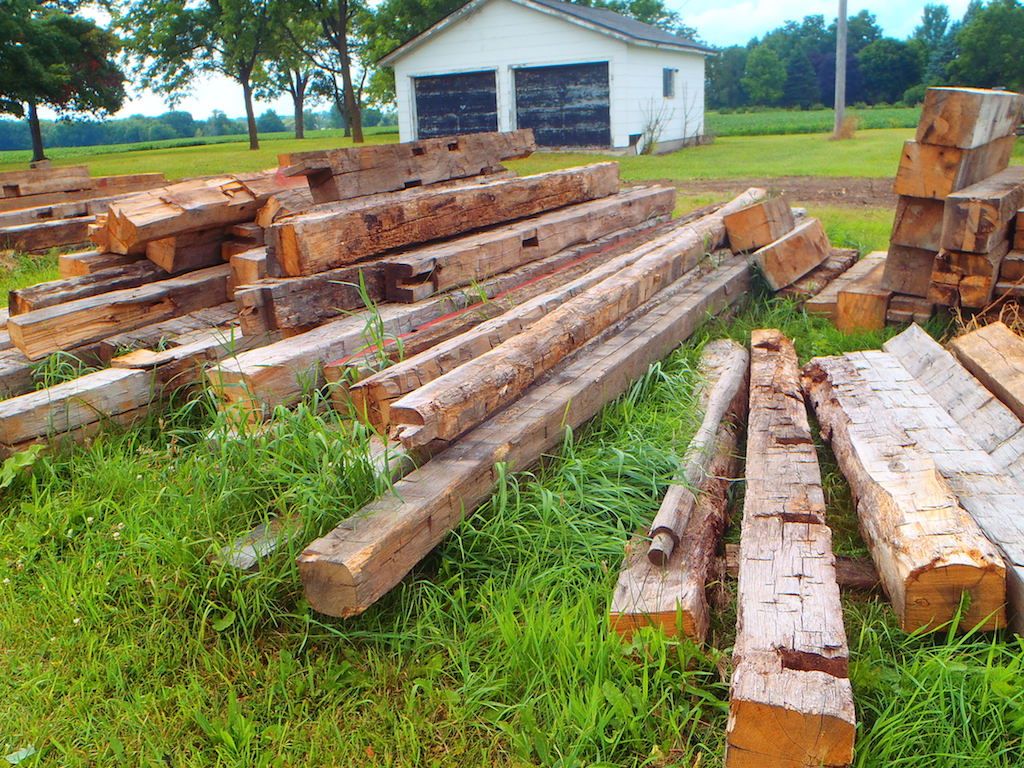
514,62 -> 611,147
414,71 -> 498,139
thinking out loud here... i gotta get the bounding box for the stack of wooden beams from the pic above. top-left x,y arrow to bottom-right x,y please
0,167 -> 167,253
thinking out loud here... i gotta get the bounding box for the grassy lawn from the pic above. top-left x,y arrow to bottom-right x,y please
3,130 -> 1024,766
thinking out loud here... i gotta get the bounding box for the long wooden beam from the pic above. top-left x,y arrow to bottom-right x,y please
267,163 -> 621,276
280,129 -> 536,203
725,329 -> 855,768
803,355 -> 1005,631
9,260 -> 169,315
298,255 -> 751,617
388,189 -> 767,448
0,215 -> 95,253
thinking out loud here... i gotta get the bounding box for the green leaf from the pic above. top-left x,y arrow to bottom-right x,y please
212,610 -> 236,631
5,746 -> 37,765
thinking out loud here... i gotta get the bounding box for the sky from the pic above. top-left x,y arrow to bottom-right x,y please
48,0 -> 975,121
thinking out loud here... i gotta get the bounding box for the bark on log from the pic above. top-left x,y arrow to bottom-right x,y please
803,354 -> 1006,631
388,189 -> 767,448
609,340 -> 747,642
725,329 -> 855,768
298,255 -> 751,617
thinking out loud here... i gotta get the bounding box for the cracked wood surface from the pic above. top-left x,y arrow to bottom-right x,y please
725,329 -> 854,768
951,321 -> 1024,423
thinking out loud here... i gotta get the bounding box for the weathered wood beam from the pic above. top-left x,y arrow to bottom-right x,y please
893,137 -> 1016,199
145,227 -> 228,273
383,186 -> 675,301
97,303 -> 237,363
723,196 -> 794,252
298,255 -> 751,617
7,265 -> 232,360
804,251 -> 885,319
0,165 -> 92,198
58,249 -> 143,278
9,260 -> 169,315
885,295 -> 934,326
803,354 -> 1005,631
0,215 -> 95,253
836,258 -> 891,333
268,163 -> 621,276
0,173 -> 166,214
951,321 -> 1024,423
751,217 -> 831,290
776,248 -> 858,301
725,329 -> 855,768
942,167 -> 1024,255
916,87 -> 1024,149
280,129 -> 536,203
822,349 -> 1024,632
388,189 -> 767,448
609,340 -> 747,642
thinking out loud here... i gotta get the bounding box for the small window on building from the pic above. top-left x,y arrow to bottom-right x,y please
663,68 -> 676,99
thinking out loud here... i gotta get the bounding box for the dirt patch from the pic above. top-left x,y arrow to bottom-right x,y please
666,176 -> 896,209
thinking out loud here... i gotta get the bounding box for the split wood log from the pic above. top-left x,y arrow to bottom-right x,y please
883,244 -> 938,298
884,323 -> 1024,483
609,340 -> 747,642
281,129 -> 536,203
58,250 -> 143,278
893,137 -> 1017,199
230,247 -> 268,286
6,265 -> 232,360
890,196 -> 944,251
803,355 -> 1006,631
97,303 -> 237,363
816,349 -> 1024,632
951,322 -> 1024,422
0,165 -> 92,197
9,260 -> 169,315
146,227 -> 228,273
388,188 -> 767,448
804,252 -> 885,319
942,167 -> 1024,254
647,341 -> 748,565
776,248 -> 858,301
383,186 -> 675,301
885,295 -> 934,326
1000,250 -> 1024,282
298,255 -> 751,617
101,173 -> 290,253
725,329 -> 854,768
751,217 -> 831,290
344,225 -> 720,436
836,258 -> 892,333
916,87 -> 1024,149
0,215 -> 95,253
723,196 -> 794,252
267,163 -> 621,276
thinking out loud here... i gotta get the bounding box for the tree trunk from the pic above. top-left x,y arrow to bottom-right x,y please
334,3 -> 363,143
292,70 -> 307,140
27,101 -> 45,162
242,78 -> 260,151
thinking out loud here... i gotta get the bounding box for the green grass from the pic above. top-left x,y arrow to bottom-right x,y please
2,132 -> 1024,765
706,106 -> 921,137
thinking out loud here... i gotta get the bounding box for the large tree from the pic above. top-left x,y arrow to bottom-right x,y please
119,0 -> 274,150
857,38 -> 921,104
950,0 -> 1024,91
0,0 -> 125,161
741,46 -> 786,106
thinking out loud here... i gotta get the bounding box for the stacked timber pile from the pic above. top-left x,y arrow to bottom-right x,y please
0,165 -> 167,252
806,87 -> 1024,332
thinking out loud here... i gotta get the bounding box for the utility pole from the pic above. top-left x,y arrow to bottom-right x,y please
833,0 -> 848,138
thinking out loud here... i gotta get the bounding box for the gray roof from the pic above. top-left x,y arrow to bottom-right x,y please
379,0 -> 713,65
528,0 -> 713,53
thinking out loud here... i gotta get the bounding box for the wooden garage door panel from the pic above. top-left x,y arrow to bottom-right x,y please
414,71 -> 498,139
515,62 -> 611,147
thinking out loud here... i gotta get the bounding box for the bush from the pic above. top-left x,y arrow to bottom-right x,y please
902,84 -> 927,106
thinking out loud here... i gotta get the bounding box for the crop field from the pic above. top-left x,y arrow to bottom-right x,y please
705,106 -> 921,136
2,128 -> 1024,766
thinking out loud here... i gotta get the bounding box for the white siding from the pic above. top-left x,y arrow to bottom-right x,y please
390,0 -> 706,149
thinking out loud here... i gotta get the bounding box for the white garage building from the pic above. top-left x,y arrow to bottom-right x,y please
380,0 -> 711,153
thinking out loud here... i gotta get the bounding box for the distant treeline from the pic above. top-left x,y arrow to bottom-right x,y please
709,1 -> 1024,110
0,106 -> 397,151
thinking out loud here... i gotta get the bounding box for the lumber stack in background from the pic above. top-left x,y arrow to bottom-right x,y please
609,340 -> 748,641
884,87 -> 1024,310
0,165 -> 93,199
803,353 -> 1005,631
280,129 -> 535,203
725,329 -> 855,768
298,254 -> 752,618
0,172 -> 166,214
